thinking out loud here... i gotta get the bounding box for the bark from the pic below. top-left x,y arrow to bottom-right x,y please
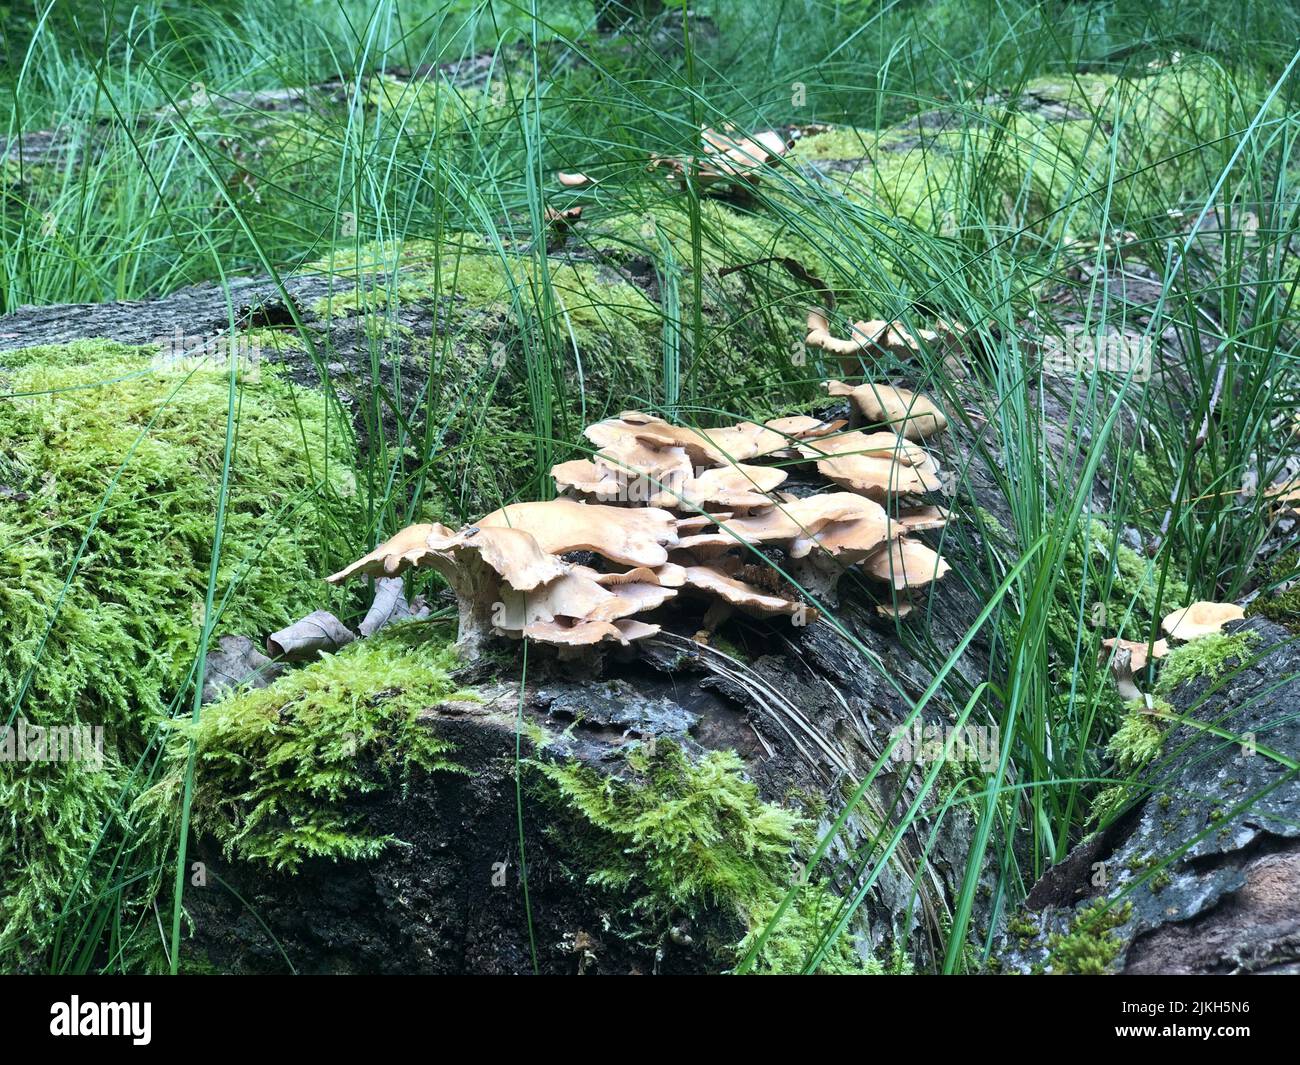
1004,616 -> 1300,975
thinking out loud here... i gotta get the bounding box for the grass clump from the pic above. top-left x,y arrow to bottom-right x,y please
143,627 -> 465,872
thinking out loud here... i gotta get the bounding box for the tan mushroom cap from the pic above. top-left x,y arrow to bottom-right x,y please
478,498 -> 678,567
584,417 -> 695,474
497,572 -> 676,631
522,618 -> 661,648
551,458 -> 621,500
715,492 -> 885,544
763,414 -> 847,440
670,463 -> 787,510
788,498 -> 893,562
862,538 -> 951,590
816,451 -> 944,498
495,571 -> 619,631
1161,601 -> 1246,641
327,522 -> 569,594
825,380 -> 948,440
1100,636 -> 1170,674
799,430 -> 934,475
876,600 -> 914,620
556,171 -> 591,187
675,512 -> 731,534
325,522 -> 451,583
681,565 -> 813,621
652,126 -> 787,186
805,311 -> 890,357
805,313 -> 959,366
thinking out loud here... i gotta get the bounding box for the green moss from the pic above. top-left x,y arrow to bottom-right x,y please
534,742 -> 881,973
739,881 -> 885,975
0,338 -> 353,962
1128,854 -> 1173,893
1155,629 -> 1257,695
141,625 -> 465,871
1106,699 -> 1172,773
1045,899 -> 1133,975
1246,550 -> 1300,631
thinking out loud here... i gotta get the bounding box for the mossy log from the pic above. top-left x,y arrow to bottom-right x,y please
0,240 -> 1149,972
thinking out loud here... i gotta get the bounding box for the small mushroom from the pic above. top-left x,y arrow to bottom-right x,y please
522,618 -> 661,656
1160,601 -> 1245,641
712,492 -> 886,544
653,126 -> 788,186
1100,636 -> 1169,675
876,600 -> 914,620
325,522 -> 455,583
670,463 -> 787,511
805,311 -> 889,357
1107,645 -> 1144,701
556,171 -> 592,187
799,431 -> 944,497
681,564 -> 814,625
862,538 -> 951,590
890,505 -> 951,533
825,380 -> 948,441
787,501 -> 894,603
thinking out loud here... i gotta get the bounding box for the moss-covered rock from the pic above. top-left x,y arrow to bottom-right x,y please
1155,628 -> 1258,694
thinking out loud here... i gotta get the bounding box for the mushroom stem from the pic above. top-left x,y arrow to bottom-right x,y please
788,554 -> 849,606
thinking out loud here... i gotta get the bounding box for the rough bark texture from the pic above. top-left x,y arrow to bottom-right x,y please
1003,616 -> 1300,975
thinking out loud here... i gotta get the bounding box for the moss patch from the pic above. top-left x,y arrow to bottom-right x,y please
1106,699 -> 1172,773
534,742 -> 880,973
1156,630 -> 1258,695
0,338 -> 352,963
142,625 -> 465,871
1045,899 -> 1133,975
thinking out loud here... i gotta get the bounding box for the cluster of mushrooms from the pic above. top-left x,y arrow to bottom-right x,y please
327,379 -> 955,660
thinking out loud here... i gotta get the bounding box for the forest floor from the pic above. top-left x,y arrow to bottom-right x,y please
2,1 -> 1299,974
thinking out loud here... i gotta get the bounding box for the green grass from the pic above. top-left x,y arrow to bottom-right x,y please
2,0 -> 1300,973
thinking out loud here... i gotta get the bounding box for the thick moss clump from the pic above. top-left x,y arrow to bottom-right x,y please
1247,552 -> 1300,631
1106,699 -> 1172,773
1044,899 -> 1133,974
1057,520 -> 1189,643
142,626 -> 465,871
1155,629 -> 1258,695
789,65 -> 1234,242
0,338 -> 351,963
533,742 -> 880,973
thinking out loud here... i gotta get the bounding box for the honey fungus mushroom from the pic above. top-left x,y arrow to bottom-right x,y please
861,538 -> 951,617
328,389 -> 957,659
786,496 -> 896,603
1160,601 -> 1246,642
825,380 -> 948,441
478,499 -> 679,567
328,524 -> 569,656
679,562 -> 815,637
798,430 -> 944,498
